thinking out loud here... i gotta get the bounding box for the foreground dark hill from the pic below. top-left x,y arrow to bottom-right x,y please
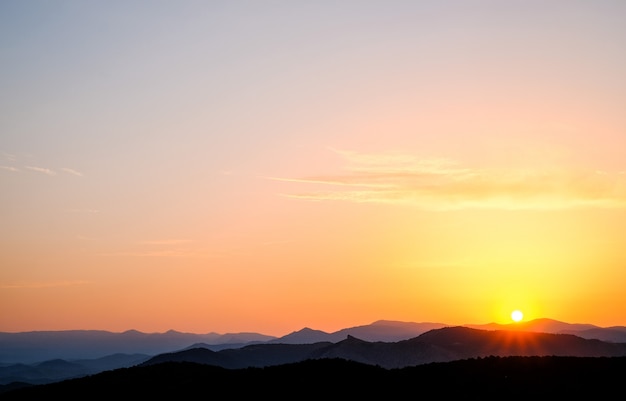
141,326 -> 626,369
3,356 -> 626,398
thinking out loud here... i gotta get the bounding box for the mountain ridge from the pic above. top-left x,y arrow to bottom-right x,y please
139,326 -> 626,370
3,321 -> 626,390
4,317 -> 626,365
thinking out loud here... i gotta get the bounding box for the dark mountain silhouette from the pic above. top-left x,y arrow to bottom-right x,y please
178,342 -> 253,351
467,318 -> 600,333
143,342 -> 334,369
414,326 -> 626,360
467,318 -> 626,343
271,320 -> 447,344
139,326 -> 626,369
3,356 -> 626,398
71,353 -> 151,372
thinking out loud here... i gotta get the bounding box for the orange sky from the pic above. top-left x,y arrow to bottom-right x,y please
1,1 -> 626,337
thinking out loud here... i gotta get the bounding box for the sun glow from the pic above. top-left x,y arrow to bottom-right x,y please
511,310 -> 524,322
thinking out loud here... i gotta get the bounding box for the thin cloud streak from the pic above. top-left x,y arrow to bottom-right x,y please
61,167 -> 84,177
25,166 -> 56,176
274,150 -> 626,210
0,166 -> 19,172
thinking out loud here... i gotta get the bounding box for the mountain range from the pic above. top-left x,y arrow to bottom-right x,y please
141,325 -> 626,370
0,329 -> 275,364
2,318 -> 626,391
4,318 -> 625,365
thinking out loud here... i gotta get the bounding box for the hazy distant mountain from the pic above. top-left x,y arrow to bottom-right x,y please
270,320 -> 448,344
270,327 -> 337,343
0,330 -> 275,364
559,327 -> 626,343
335,320 -> 448,342
0,353 -> 149,386
140,326 -> 626,369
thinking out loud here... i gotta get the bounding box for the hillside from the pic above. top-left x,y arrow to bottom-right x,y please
3,356 -> 626,398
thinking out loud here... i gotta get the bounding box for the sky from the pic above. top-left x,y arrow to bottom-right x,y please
1,0 -> 626,337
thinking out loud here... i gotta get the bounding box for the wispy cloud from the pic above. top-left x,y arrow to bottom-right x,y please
1,152 -> 17,162
61,167 -> 84,177
0,280 -> 92,289
1,153 -> 84,178
271,149 -> 626,210
139,239 -> 193,245
25,166 -> 57,176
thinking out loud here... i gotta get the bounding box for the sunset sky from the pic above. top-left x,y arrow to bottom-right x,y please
2,1 -> 625,337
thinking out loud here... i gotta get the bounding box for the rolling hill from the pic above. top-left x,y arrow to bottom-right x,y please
3,356 -> 626,398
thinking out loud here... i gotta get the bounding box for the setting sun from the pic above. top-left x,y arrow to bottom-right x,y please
511,310 -> 524,322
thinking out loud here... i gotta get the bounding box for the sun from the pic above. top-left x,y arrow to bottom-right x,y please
511,310 -> 524,322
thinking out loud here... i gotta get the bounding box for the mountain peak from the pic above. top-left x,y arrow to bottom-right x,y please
341,334 -> 367,343
297,327 -> 325,334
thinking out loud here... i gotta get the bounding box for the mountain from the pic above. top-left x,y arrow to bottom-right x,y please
0,330 -> 275,364
270,320 -> 447,344
139,326 -> 626,369
414,326 -> 626,360
4,356 -> 626,398
559,326 -> 626,343
466,318 -> 626,342
270,327 -> 336,343
0,354 -> 150,386
0,320 -> 446,365
4,318 -> 623,365
466,318 -> 599,333
334,320 -> 448,342
143,342 -> 334,369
